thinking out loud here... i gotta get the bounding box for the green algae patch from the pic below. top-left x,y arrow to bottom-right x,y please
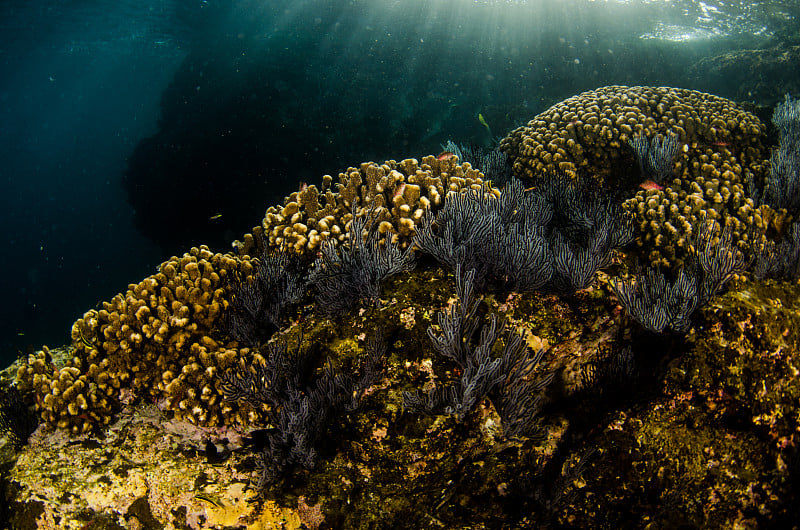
667,279 -> 800,448
564,391 -> 788,528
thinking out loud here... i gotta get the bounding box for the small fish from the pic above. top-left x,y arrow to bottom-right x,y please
209,213 -> 223,221
639,179 -> 664,191
78,327 -> 94,350
437,151 -> 456,161
194,492 -> 225,508
298,181 -> 308,192
712,141 -> 731,147
478,112 -> 491,133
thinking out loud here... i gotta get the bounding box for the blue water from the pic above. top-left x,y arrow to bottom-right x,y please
1,0 -> 797,364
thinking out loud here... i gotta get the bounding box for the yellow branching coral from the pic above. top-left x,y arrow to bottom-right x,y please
500,85 -> 778,268
16,246 -> 262,432
233,155 -> 486,257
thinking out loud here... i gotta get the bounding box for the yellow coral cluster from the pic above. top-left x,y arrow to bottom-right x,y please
16,346 -> 116,433
16,246 -> 260,432
500,85 -> 775,267
500,85 -> 766,182
234,155 -> 485,257
627,178 -> 773,267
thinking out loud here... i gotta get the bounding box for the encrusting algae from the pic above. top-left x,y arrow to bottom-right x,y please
2,86 -> 800,529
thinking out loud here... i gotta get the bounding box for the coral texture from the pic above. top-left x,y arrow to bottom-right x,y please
16,247 -> 258,431
233,155 -> 486,258
500,85 -> 776,268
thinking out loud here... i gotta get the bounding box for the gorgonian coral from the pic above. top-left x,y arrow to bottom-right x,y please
415,174 -> 632,295
628,132 -> 680,185
225,247 -> 306,347
610,220 -> 749,334
0,385 -> 38,449
310,215 -> 416,317
220,332 -> 386,489
442,140 -> 514,188
762,96 -> 800,215
755,221 -> 800,280
403,266 -> 551,438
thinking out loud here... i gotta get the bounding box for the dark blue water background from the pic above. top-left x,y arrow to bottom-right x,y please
0,0 -> 796,365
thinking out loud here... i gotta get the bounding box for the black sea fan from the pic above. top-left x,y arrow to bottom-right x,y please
442,140 -> 514,187
536,173 -> 634,294
755,220 -> 800,281
415,178 -> 554,293
413,186 -> 497,281
415,174 -> 631,295
310,215 -> 416,318
220,332 -> 386,489
610,266 -> 698,334
0,385 -> 38,449
628,131 -> 680,185
226,249 -> 306,347
611,220 -> 748,334
764,139 -> 800,213
772,93 -> 800,144
761,94 -> 800,214
403,265 -> 551,437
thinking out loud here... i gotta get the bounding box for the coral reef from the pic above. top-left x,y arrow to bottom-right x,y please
500,85 -> 766,184
7,261 -> 799,528
611,221 -> 749,334
500,85 -> 775,268
15,247 -> 258,432
221,333 -> 386,489
233,155 -> 486,258
310,215 -> 416,317
7,87 -> 800,529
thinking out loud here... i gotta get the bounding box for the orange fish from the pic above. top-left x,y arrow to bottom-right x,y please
437,151 -> 456,161
639,179 -> 664,191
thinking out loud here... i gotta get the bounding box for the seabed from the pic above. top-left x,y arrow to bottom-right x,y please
2,268 -> 799,529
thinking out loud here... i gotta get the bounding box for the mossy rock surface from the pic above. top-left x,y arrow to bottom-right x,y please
6,263 -> 800,529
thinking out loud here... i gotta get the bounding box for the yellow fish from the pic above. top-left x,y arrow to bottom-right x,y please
209,213 -> 223,221
478,112 -> 491,133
